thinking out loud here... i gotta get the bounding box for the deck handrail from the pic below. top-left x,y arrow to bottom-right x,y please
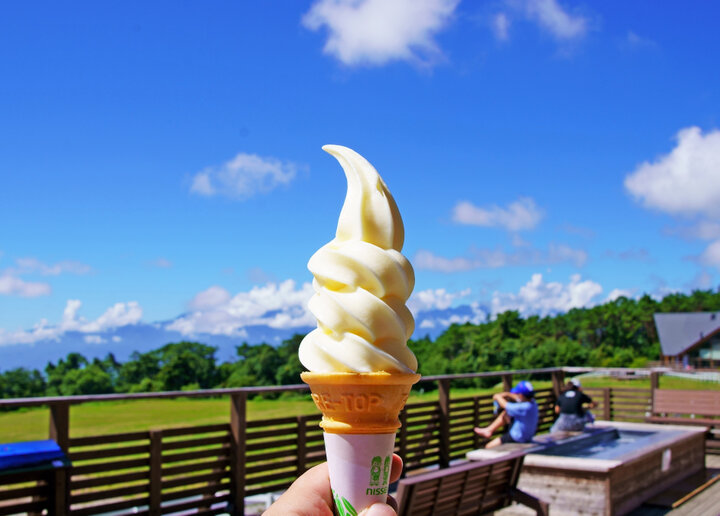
0,366 -> 590,408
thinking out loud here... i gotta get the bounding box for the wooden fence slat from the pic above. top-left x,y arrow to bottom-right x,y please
161,471 -> 226,490
70,431 -> 150,447
69,444 -> 149,461
0,500 -> 48,516
161,445 -> 231,464
71,470 -> 149,490
159,493 -> 231,515
71,483 -> 149,505
246,457 -> 297,475
161,481 -> 231,502
245,437 -> 299,452
159,423 -> 230,437
245,427 -> 301,440
246,416 -> 301,428
70,496 -> 149,516
71,457 -> 149,476
246,469 -> 297,485
161,434 -> 229,451
162,458 -> 230,478
0,484 -> 46,502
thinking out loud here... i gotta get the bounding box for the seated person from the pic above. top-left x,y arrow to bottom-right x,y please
473,381 -> 539,448
550,377 -> 596,433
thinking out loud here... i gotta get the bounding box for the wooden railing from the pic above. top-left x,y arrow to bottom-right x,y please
0,367 -> 709,515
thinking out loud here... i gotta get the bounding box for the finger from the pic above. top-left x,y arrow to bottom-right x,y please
386,494 -> 398,513
390,454 -> 403,484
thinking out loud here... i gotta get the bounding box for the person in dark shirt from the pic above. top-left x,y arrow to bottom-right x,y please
550,377 -> 596,433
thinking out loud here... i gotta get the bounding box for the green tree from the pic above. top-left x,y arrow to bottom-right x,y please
0,368 -> 46,399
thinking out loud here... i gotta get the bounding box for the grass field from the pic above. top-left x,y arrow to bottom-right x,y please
1,375 -> 717,443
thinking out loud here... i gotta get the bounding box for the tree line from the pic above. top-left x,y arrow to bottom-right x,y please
2,289 -> 720,400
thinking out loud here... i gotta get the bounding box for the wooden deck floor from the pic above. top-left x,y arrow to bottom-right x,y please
628,454 -> 720,516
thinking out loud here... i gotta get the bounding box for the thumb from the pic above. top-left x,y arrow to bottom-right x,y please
358,502 -> 397,516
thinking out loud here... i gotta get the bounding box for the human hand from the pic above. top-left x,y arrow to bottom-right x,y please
263,454 -> 403,516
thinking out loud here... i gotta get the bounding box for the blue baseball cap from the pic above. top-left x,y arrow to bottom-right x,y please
511,381 -> 534,396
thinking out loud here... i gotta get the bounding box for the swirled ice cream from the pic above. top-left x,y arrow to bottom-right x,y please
298,145 -> 417,374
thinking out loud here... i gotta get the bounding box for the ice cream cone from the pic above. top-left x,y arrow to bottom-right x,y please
302,371 -> 419,515
301,371 -> 420,434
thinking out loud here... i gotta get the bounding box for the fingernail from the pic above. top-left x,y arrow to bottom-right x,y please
359,502 -> 396,516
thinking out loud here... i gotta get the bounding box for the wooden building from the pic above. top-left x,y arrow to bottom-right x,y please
654,312 -> 720,369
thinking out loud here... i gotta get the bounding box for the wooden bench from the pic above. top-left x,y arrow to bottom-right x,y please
646,389 -> 720,451
395,449 -> 548,516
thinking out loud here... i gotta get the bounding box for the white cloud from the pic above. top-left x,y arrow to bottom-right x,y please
414,242 -> 587,272
408,287 -> 471,313
625,127 -> 720,218
13,257 -> 91,276
700,240 -> 720,270
79,302 -> 143,333
84,335 -> 106,344
606,288 -> 633,302
604,248 -> 652,262
494,0 -> 587,43
0,274 -> 51,297
547,243 -> 588,266
516,0 -> 587,40
414,251 -> 476,272
560,223 -> 595,239
302,0 -> 459,66
625,31 -> 656,49
453,197 -> 543,231
189,286 -> 232,310
493,13 -> 510,41
190,152 -> 298,200
150,258 -> 173,268
167,280 -> 315,337
0,257 -> 91,298
418,302 -> 488,329
666,220 -> 720,241
685,270 -> 714,290
492,273 -> 602,316
0,299 -> 143,346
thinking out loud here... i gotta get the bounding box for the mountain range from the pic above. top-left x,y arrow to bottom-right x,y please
0,305 -> 488,371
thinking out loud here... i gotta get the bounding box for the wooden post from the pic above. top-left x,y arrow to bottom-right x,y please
149,430 -> 162,516
551,370 -> 565,400
48,402 -> 70,516
49,402 -> 70,452
398,408 -> 408,476
438,379 -> 451,469
51,462 -> 69,516
296,415 -> 307,476
603,388 -> 611,421
230,393 -> 247,516
502,375 -> 513,392
650,371 -> 659,415
472,396 -> 481,449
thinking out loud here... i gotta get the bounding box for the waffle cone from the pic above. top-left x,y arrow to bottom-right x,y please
301,371 -> 420,434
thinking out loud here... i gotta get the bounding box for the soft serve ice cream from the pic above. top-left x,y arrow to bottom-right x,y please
299,145 -> 420,516
299,144 -> 417,374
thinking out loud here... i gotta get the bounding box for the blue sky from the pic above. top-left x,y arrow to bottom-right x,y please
1,0 -> 720,347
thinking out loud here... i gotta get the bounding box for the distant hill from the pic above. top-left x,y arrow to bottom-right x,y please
0,305 -> 487,371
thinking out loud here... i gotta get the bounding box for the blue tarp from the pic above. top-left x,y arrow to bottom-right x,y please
0,440 -> 66,470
